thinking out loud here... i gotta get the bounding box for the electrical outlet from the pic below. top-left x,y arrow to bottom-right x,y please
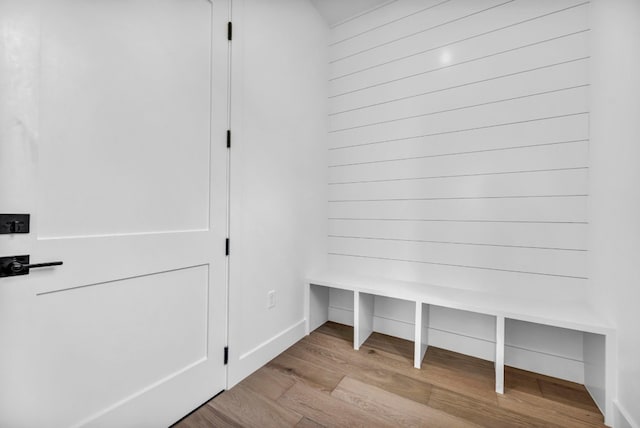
268,290 -> 276,309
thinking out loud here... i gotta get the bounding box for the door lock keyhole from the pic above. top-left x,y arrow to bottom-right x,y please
0,214 -> 30,234
7,221 -> 23,233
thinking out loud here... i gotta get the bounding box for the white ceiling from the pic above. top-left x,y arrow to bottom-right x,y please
310,0 -> 390,26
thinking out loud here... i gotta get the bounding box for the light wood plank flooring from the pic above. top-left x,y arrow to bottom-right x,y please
174,322 -> 605,427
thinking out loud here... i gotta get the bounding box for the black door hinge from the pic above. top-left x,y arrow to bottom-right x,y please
227,22 -> 232,41
226,130 -> 231,148
225,238 -> 230,256
224,346 -> 229,365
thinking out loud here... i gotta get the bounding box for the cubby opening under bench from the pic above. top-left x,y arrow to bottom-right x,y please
304,271 -> 616,425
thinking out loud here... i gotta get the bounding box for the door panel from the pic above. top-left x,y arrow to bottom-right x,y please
38,0 -> 213,238
0,0 -> 229,427
35,265 -> 209,424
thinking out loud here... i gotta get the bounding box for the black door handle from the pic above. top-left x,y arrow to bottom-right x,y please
0,255 -> 63,277
8,260 -> 63,273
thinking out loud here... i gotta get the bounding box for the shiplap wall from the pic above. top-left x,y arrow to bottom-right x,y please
326,0 -> 590,382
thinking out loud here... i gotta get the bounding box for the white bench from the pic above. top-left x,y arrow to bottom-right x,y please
304,271 -> 616,425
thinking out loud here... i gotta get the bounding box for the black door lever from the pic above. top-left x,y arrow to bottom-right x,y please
0,255 -> 63,277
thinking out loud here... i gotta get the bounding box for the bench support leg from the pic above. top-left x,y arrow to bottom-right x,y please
604,331 -> 616,426
354,291 -> 374,350
495,315 -> 505,394
306,284 -> 329,335
414,302 -> 429,369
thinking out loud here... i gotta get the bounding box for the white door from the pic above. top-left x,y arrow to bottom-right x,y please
0,0 -> 229,426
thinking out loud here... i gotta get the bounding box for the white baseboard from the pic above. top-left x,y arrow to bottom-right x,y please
373,314 -> 415,341
228,319 -> 306,388
328,306 -> 354,328
429,327 -> 496,362
614,400 -> 638,428
505,343 -> 584,384
328,306 -> 584,384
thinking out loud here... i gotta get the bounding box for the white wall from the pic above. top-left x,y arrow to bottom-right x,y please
227,0 -> 327,386
589,0 -> 640,426
326,0 -> 591,383
310,0 -> 390,27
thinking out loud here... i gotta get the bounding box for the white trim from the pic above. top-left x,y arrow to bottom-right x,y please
228,320 -> 306,387
239,320 -> 305,360
614,400 -> 639,428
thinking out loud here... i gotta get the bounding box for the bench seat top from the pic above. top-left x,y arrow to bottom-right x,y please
307,270 -> 613,335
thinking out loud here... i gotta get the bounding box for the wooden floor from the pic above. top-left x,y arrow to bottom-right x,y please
175,322 -> 605,428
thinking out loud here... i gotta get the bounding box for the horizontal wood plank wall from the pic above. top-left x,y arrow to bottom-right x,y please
325,0 -> 590,383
